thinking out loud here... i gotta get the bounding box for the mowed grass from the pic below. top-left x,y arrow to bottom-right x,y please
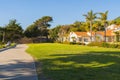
26,43 -> 120,80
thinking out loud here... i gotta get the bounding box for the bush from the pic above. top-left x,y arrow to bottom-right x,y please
62,41 -> 70,44
76,42 -> 85,45
101,42 -> 109,48
109,44 -> 119,48
18,37 -> 33,44
117,45 -> 120,49
70,42 -> 76,45
87,42 -> 103,47
87,42 -> 109,47
69,42 -> 85,45
0,45 -> 3,49
87,42 -> 120,49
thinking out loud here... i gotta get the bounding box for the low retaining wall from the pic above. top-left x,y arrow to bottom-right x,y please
0,45 -> 17,52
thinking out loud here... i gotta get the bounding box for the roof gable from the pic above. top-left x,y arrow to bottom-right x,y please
74,32 -> 89,37
96,30 -> 114,36
73,30 -> 114,37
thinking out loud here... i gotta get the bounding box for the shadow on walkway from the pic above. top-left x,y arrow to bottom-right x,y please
0,60 -> 38,80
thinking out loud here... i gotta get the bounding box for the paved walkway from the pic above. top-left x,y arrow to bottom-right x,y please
0,44 -> 38,80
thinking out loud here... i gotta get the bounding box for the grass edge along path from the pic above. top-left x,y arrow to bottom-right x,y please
26,43 -> 120,80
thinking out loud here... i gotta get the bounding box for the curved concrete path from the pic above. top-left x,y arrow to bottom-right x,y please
0,44 -> 38,80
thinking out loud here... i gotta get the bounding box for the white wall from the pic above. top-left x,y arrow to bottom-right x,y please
69,32 -> 78,42
69,32 -> 91,44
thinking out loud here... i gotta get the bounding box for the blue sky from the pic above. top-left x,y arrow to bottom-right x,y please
0,0 -> 120,29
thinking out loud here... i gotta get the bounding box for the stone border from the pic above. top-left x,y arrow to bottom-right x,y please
0,44 -> 17,52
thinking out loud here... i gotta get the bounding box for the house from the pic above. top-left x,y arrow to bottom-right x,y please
107,24 -> 120,41
106,24 -> 117,30
69,32 -> 94,44
69,30 -> 115,44
95,30 -> 115,42
62,24 -> 120,44
57,34 -> 69,42
106,24 -> 120,30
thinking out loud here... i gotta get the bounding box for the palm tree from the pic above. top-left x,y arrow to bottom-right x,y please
93,21 -> 101,42
83,10 -> 97,42
98,11 -> 108,42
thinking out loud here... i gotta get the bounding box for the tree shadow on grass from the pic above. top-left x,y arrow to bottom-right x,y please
37,51 -> 120,80
0,60 -> 38,80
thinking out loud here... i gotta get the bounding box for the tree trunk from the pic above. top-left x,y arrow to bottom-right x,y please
2,32 -> 5,43
90,21 -> 92,42
104,23 -> 107,42
104,28 -> 106,42
95,31 -> 96,42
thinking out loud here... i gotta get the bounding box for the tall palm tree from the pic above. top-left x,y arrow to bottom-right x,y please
83,10 -> 97,42
92,21 -> 101,42
98,11 -> 108,42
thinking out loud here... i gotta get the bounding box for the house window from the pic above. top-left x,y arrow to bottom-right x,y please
79,38 -> 82,41
71,37 -> 76,42
84,38 -> 88,42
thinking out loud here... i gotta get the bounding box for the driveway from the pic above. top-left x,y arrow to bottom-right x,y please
0,44 -> 38,80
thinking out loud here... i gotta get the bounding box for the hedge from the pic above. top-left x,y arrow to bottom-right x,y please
87,42 -> 120,49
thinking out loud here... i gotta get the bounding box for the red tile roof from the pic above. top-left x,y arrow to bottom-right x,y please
74,32 -> 89,37
96,30 -> 114,36
74,30 -> 114,37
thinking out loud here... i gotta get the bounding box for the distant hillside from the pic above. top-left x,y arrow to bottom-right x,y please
115,16 -> 120,20
114,16 -> 120,24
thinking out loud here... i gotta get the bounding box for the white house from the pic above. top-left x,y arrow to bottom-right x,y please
95,30 -> 115,42
69,32 -> 94,44
61,24 -> 120,44
69,30 -> 115,44
107,24 -> 120,31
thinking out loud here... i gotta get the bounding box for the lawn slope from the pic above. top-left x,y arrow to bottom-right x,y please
26,43 -> 120,80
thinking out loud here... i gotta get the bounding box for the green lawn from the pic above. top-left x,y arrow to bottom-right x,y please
26,43 -> 120,80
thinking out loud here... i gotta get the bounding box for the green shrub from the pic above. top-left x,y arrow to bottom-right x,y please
0,45 -> 3,49
117,45 -> 120,49
18,37 -> 33,44
76,42 -> 85,45
62,41 -> 70,44
87,42 -> 109,47
87,42 -> 120,49
69,42 -> 85,45
87,42 -> 102,47
0,44 -> 5,48
101,42 -> 109,48
109,44 -> 119,48
70,42 -> 76,45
